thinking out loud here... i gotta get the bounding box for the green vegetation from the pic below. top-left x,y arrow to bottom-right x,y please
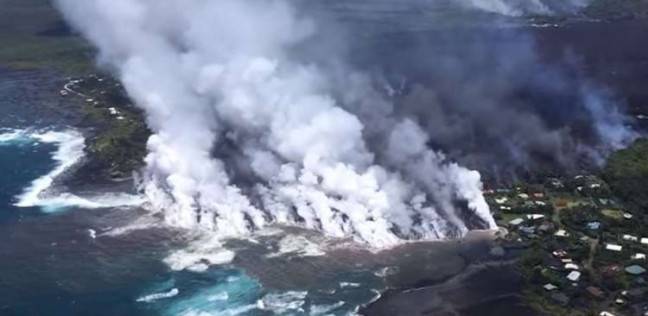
67,75 -> 150,182
603,138 -> 648,212
0,0 -> 92,74
490,168 -> 648,315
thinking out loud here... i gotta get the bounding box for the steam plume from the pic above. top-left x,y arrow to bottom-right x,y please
55,0 -> 499,247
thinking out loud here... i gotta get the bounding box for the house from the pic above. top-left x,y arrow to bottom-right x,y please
587,222 -> 601,230
534,201 -> 547,206
526,214 -> 545,220
544,283 -> 558,291
553,250 -> 568,258
586,286 -> 605,299
495,197 -> 508,204
602,265 -> 622,277
509,218 -> 524,226
632,253 -> 647,261
599,312 -> 616,316
567,271 -> 581,282
518,193 -> 529,199
625,265 -> 647,275
623,234 -> 639,242
555,230 -> 569,238
519,226 -> 535,235
605,244 -> 623,252
623,213 -> 634,220
564,263 -> 579,270
641,238 -> 648,245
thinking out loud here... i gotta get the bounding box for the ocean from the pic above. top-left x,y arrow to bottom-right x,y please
0,68 -> 386,316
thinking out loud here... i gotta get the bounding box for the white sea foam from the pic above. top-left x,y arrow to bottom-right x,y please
310,301 -> 345,315
164,235 -> 236,271
0,129 -> 30,144
6,128 -> 144,212
136,288 -> 179,303
267,234 -> 325,258
180,304 -> 257,316
259,291 -> 308,314
340,282 -> 361,288
207,292 -> 229,302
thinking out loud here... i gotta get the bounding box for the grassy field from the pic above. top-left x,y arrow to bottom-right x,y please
0,0 -> 92,74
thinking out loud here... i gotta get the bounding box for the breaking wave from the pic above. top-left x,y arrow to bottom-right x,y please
1,128 -> 144,212
136,288 -> 180,303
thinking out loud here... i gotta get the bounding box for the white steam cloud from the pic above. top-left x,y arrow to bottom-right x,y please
55,0 -> 496,247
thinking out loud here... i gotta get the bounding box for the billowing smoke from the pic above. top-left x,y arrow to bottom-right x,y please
55,0 -> 500,248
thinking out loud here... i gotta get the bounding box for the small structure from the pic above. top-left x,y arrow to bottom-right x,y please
587,222 -> 601,230
495,197 -> 508,204
641,238 -> 648,245
623,212 -> 633,220
543,283 -> 558,291
605,244 -> 623,252
564,263 -> 579,270
567,271 -> 581,282
526,214 -> 545,220
553,250 -> 568,258
599,312 -> 616,316
534,201 -> 546,206
632,253 -> 647,260
518,193 -> 529,199
509,218 -> 524,226
602,265 -> 622,277
623,234 -> 639,242
586,286 -> 604,299
625,265 -> 647,275
555,230 -> 569,238
519,226 -> 535,235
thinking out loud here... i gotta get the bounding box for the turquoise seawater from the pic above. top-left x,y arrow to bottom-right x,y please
0,137 -> 57,221
0,134 -> 381,316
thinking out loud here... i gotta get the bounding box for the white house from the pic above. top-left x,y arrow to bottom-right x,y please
623,234 -> 639,242
564,263 -> 579,270
554,230 -> 569,237
567,271 -> 581,282
509,218 -> 524,226
631,253 -> 646,260
526,214 -> 545,220
544,283 -> 558,291
641,238 -> 648,245
605,244 -> 623,252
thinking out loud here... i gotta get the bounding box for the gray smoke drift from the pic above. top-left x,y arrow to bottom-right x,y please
346,28 -> 637,181
55,0 -> 501,248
